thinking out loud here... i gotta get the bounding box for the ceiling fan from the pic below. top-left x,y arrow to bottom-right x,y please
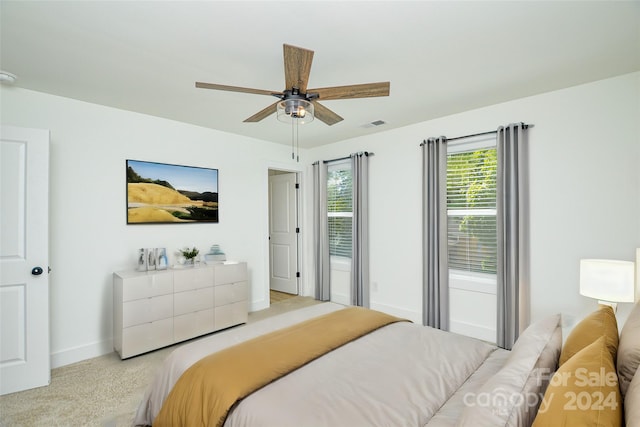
195,44 -> 390,126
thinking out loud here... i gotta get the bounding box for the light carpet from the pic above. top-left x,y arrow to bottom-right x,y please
0,296 -> 319,427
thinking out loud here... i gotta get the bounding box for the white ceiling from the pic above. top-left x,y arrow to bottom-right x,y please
1,1 -> 639,148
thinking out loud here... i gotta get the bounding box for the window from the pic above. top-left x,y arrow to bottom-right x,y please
327,162 -> 352,258
447,143 -> 497,275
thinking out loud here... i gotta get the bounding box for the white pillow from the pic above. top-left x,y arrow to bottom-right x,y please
457,314 -> 561,427
625,368 -> 640,426
618,301 -> 640,398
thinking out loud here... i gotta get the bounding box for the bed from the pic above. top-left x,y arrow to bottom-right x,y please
134,300 -> 640,427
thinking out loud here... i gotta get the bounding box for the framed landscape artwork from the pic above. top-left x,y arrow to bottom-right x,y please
126,159 -> 219,224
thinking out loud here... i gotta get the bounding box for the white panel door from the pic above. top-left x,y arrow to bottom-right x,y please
268,173 -> 298,295
0,126 -> 50,395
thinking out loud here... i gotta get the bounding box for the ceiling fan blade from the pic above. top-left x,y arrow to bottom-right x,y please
310,82 -> 390,100
283,44 -> 314,93
244,101 -> 279,122
312,101 -> 343,126
196,82 -> 279,97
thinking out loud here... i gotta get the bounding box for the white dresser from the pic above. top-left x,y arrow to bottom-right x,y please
113,262 -> 248,359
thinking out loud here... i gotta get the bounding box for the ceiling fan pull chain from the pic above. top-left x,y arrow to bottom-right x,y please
296,120 -> 300,162
291,120 -> 295,159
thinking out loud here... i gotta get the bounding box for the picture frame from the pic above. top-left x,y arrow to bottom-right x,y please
126,159 -> 219,224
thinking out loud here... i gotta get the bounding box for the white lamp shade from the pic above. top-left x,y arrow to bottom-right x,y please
580,259 -> 635,303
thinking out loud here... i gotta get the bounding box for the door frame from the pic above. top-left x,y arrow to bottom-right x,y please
268,171 -> 299,296
263,162 -> 304,308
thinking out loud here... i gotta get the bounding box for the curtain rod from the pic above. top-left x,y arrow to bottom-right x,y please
319,151 -> 375,164
420,123 -> 534,145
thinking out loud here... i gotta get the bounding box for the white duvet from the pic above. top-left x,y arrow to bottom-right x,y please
134,303 -> 509,427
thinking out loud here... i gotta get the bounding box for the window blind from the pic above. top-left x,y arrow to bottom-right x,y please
446,148 -> 497,274
327,165 -> 353,258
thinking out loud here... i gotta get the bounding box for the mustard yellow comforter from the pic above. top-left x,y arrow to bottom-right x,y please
153,306 -> 406,427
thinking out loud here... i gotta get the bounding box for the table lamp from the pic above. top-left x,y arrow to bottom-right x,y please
579,259 -> 635,312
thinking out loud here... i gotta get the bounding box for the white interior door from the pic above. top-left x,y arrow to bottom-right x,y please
268,172 -> 298,295
0,125 -> 50,395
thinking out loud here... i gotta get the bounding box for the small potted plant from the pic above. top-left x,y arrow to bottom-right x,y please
179,246 -> 199,266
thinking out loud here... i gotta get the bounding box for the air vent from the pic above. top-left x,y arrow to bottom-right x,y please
362,119 -> 387,128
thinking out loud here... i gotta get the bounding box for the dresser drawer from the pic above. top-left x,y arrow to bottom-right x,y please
214,262 -> 248,285
174,287 -> 214,316
174,308 -> 215,342
121,317 -> 173,358
215,300 -> 248,330
214,281 -> 248,307
122,294 -> 173,328
121,272 -> 173,302
114,262 -> 248,359
174,267 -> 214,293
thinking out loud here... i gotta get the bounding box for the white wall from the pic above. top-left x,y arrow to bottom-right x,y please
2,72 -> 638,368
305,72 -> 640,327
0,87 -> 304,367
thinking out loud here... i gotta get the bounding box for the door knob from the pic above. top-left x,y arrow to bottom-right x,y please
31,267 -> 43,276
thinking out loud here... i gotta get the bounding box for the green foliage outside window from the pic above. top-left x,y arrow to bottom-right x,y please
447,148 -> 497,274
327,168 -> 353,258
328,169 -> 352,212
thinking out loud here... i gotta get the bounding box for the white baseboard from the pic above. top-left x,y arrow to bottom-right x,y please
369,302 -> 421,324
249,298 -> 269,312
50,339 -> 114,369
52,297 -> 271,369
330,291 -> 350,306
450,319 -> 496,343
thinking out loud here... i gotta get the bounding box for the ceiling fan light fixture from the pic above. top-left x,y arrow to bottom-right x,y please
277,99 -> 314,124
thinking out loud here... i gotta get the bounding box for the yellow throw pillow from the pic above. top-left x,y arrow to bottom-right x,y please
559,305 -> 618,366
532,336 -> 622,427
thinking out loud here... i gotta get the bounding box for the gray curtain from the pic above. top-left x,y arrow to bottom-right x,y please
313,161 -> 330,301
351,153 -> 370,307
422,137 -> 449,330
496,123 -> 530,350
